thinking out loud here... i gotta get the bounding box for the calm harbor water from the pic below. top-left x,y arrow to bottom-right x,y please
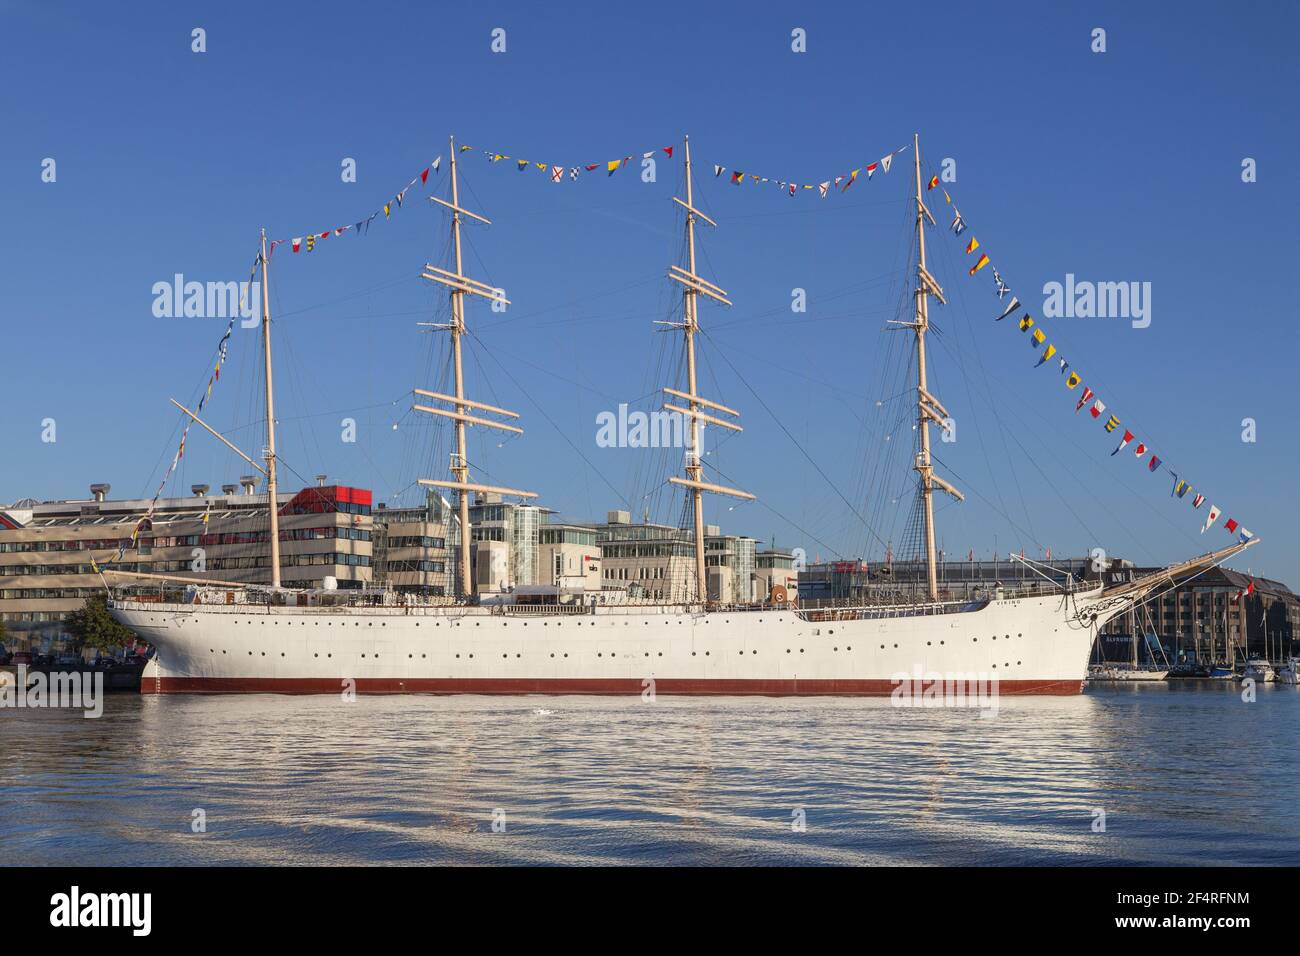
2,683 -> 1296,866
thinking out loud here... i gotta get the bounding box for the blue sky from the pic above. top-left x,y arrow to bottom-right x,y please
2,1 -> 1296,582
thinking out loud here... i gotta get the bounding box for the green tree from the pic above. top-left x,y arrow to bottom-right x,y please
65,594 -> 137,652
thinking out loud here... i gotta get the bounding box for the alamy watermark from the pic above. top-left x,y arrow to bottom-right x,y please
152,274 -> 260,327
1043,274 -> 1150,329
0,666 -> 104,718
596,404 -> 690,448
890,668 -> 1000,717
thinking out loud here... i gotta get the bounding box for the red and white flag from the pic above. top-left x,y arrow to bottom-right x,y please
551,165 -> 563,183
1201,504 -> 1220,533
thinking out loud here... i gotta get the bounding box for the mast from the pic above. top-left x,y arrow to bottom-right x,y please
259,228 -> 281,588
663,135 -> 753,604
418,136 -> 536,600
909,133 -> 964,600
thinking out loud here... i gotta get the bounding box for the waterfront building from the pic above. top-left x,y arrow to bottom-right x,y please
0,481 -> 374,648
371,491 -> 456,601
1098,565 -> 1299,663
754,549 -> 798,601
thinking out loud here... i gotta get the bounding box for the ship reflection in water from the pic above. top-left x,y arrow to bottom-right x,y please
3,684 -> 1297,865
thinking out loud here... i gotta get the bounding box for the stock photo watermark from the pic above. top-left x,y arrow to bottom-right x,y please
152,274 -> 259,327
1042,274 -> 1151,329
890,669 -> 1000,717
0,667 -> 104,718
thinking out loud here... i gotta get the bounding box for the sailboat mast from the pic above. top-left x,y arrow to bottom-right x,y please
448,136 -> 473,599
683,136 -> 708,599
911,134 -> 940,600
259,228 -> 282,589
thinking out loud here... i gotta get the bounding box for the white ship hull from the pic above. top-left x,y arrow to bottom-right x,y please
112,588 -> 1119,696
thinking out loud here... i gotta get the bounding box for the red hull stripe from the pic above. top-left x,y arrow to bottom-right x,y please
144,677 -> 1084,696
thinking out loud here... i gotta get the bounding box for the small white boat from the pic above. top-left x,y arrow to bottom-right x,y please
1088,663 -> 1169,682
1274,660 -> 1298,685
1242,658 -> 1276,683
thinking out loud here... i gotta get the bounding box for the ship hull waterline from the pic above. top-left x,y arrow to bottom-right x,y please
112,587 -> 1119,697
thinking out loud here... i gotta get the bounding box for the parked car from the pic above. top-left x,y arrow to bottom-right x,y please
10,651 -> 33,666
55,653 -> 82,669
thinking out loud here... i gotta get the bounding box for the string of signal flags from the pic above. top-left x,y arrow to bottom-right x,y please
929,174 -> 1255,544
252,134 -> 1253,542
264,138 -> 920,258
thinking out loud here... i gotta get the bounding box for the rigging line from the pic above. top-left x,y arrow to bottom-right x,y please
930,205 -> 1034,536
465,332 -> 631,405
272,274 -> 420,321
928,450 -> 1047,553
703,459 -> 844,560
465,326 -> 633,510
483,275 -> 663,329
705,338 -> 871,414
710,196 -> 910,221
920,163 -> 1215,506
707,270 -> 906,331
926,330 -> 1105,548
946,347 -> 1202,559
700,327 -> 889,552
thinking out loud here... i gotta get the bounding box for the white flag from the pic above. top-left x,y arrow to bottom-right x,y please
1202,505 -> 1220,533
551,165 -> 563,183
881,154 -> 893,173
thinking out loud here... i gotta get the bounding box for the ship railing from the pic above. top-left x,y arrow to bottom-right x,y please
492,603 -> 592,616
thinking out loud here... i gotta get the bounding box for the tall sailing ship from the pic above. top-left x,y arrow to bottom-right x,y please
107,134 -> 1256,695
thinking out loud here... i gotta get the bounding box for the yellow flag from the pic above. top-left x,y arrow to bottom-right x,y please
966,237 -> 980,254
1019,315 -> 1035,332
1066,371 -> 1081,389
1031,328 -> 1046,345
